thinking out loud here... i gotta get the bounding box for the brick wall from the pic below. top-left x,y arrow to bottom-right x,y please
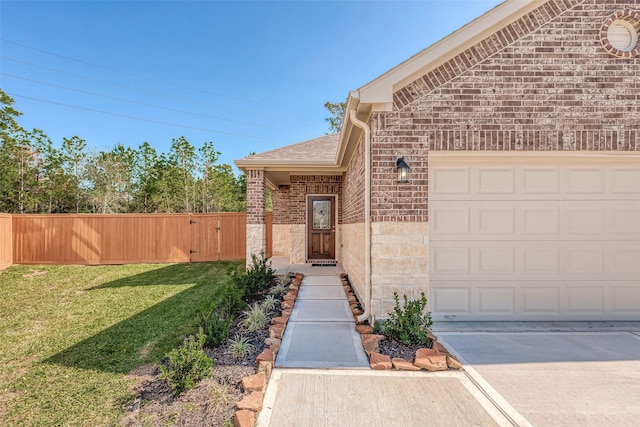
372,0 -> 640,222
272,185 -> 291,225
288,175 -> 343,224
342,136 -> 366,224
246,169 -> 266,224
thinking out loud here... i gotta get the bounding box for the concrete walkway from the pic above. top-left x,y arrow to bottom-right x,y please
275,273 -> 369,369
261,259 -> 518,426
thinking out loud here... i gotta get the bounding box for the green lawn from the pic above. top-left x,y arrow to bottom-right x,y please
0,261 -> 243,426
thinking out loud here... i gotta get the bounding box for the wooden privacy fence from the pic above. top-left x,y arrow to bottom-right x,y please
0,214 -> 12,269
6,212 -> 272,266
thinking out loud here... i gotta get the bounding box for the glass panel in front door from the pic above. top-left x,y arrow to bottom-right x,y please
312,200 -> 331,230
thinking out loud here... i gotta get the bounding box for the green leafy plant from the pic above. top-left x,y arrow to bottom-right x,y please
276,274 -> 290,287
231,251 -> 275,298
197,303 -> 232,347
260,295 -> 279,312
228,335 -> 255,359
269,283 -> 288,297
218,280 -> 246,315
159,329 -> 214,397
239,302 -> 268,332
382,292 -> 433,346
208,380 -> 230,413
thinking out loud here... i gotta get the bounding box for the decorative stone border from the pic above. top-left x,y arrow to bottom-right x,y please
233,272 -> 304,427
341,273 -> 463,372
600,10 -> 640,58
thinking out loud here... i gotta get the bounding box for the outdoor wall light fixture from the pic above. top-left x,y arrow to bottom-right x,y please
396,157 -> 409,183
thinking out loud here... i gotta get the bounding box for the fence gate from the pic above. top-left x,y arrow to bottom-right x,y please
189,214 -> 220,262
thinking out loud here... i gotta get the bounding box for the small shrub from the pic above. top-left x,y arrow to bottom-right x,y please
231,252 -> 275,298
218,280 -> 245,315
197,304 -> 232,347
260,295 -> 279,312
228,335 -> 255,359
239,303 -> 268,332
382,292 -> 433,346
159,329 -> 214,397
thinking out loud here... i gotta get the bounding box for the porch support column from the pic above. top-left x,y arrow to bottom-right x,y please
246,168 -> 266,268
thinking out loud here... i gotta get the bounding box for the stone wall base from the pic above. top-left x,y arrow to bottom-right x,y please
370,221 -> 429,320
246,223 -> 266,269
272,224 -> 292,257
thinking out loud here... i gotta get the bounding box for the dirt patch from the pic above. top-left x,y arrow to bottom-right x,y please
377,335 -> 433,361
22,269 -> 47,278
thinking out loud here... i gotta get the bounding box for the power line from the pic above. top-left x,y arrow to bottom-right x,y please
7,92 -> 282,142
1,38 -> 307,113
1,56 -> 318,126
2,72 -> 292,130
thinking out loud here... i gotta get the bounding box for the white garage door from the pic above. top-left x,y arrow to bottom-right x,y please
429,153 -> 640,321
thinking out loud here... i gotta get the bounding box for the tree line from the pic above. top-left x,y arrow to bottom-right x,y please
0,89 -> 247,214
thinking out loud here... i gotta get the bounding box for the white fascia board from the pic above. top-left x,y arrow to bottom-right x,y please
359,0 -> 544,107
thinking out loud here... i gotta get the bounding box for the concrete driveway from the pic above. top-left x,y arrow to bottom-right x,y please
436,324 -> 640,427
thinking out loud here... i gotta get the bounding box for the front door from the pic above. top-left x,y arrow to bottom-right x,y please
307,196 -> 335,260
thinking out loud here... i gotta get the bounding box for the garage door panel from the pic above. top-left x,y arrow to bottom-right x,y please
478,288 -> 515,314
431,207 -> 470,235
476,167 -> 515,194
522,167 -> 561,194
565,167 -> 605,194
429,154 -> 640,321
431,168 -> 470,195
522,207 -> 561,235
610,168 -> 640,194
611,287 -> 640,313
432,287 -> 470,315
567,287 -> 605,314
610,206 -> 640,235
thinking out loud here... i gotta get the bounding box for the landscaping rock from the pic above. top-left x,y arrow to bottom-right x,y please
271,315 -> 289,325
236,390 -> 263,412
281,308 -> 292,316
427,331 -> 438,342
242,372 -> 265,392
355,325 -> 374,334
369,352 -> 392,370
433,341 -> 449,354
265,337 -> 281,354
352,308 -> 363,316
258,361 -> 272,379
347,294 -> 357,303
392,357 -> 421,371
269,325 -> 284,339
234,409 -> 255,427
446,355 -> 463,370
281,300 -> 294,310
283,292 -> 297,301
360,334 -> 384,355
414,348 -> 448,372
256,348 -> 275,364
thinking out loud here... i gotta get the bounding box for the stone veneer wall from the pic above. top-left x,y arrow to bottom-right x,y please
339,223 -> 366,304
366,0 -> 640,318
370,222 -> 429,320
271,224 -> 292,257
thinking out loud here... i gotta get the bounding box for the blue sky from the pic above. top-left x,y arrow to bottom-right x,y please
1,0 -> 502,171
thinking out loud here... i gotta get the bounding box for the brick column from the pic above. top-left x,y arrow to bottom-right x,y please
246,169 -> 266,267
